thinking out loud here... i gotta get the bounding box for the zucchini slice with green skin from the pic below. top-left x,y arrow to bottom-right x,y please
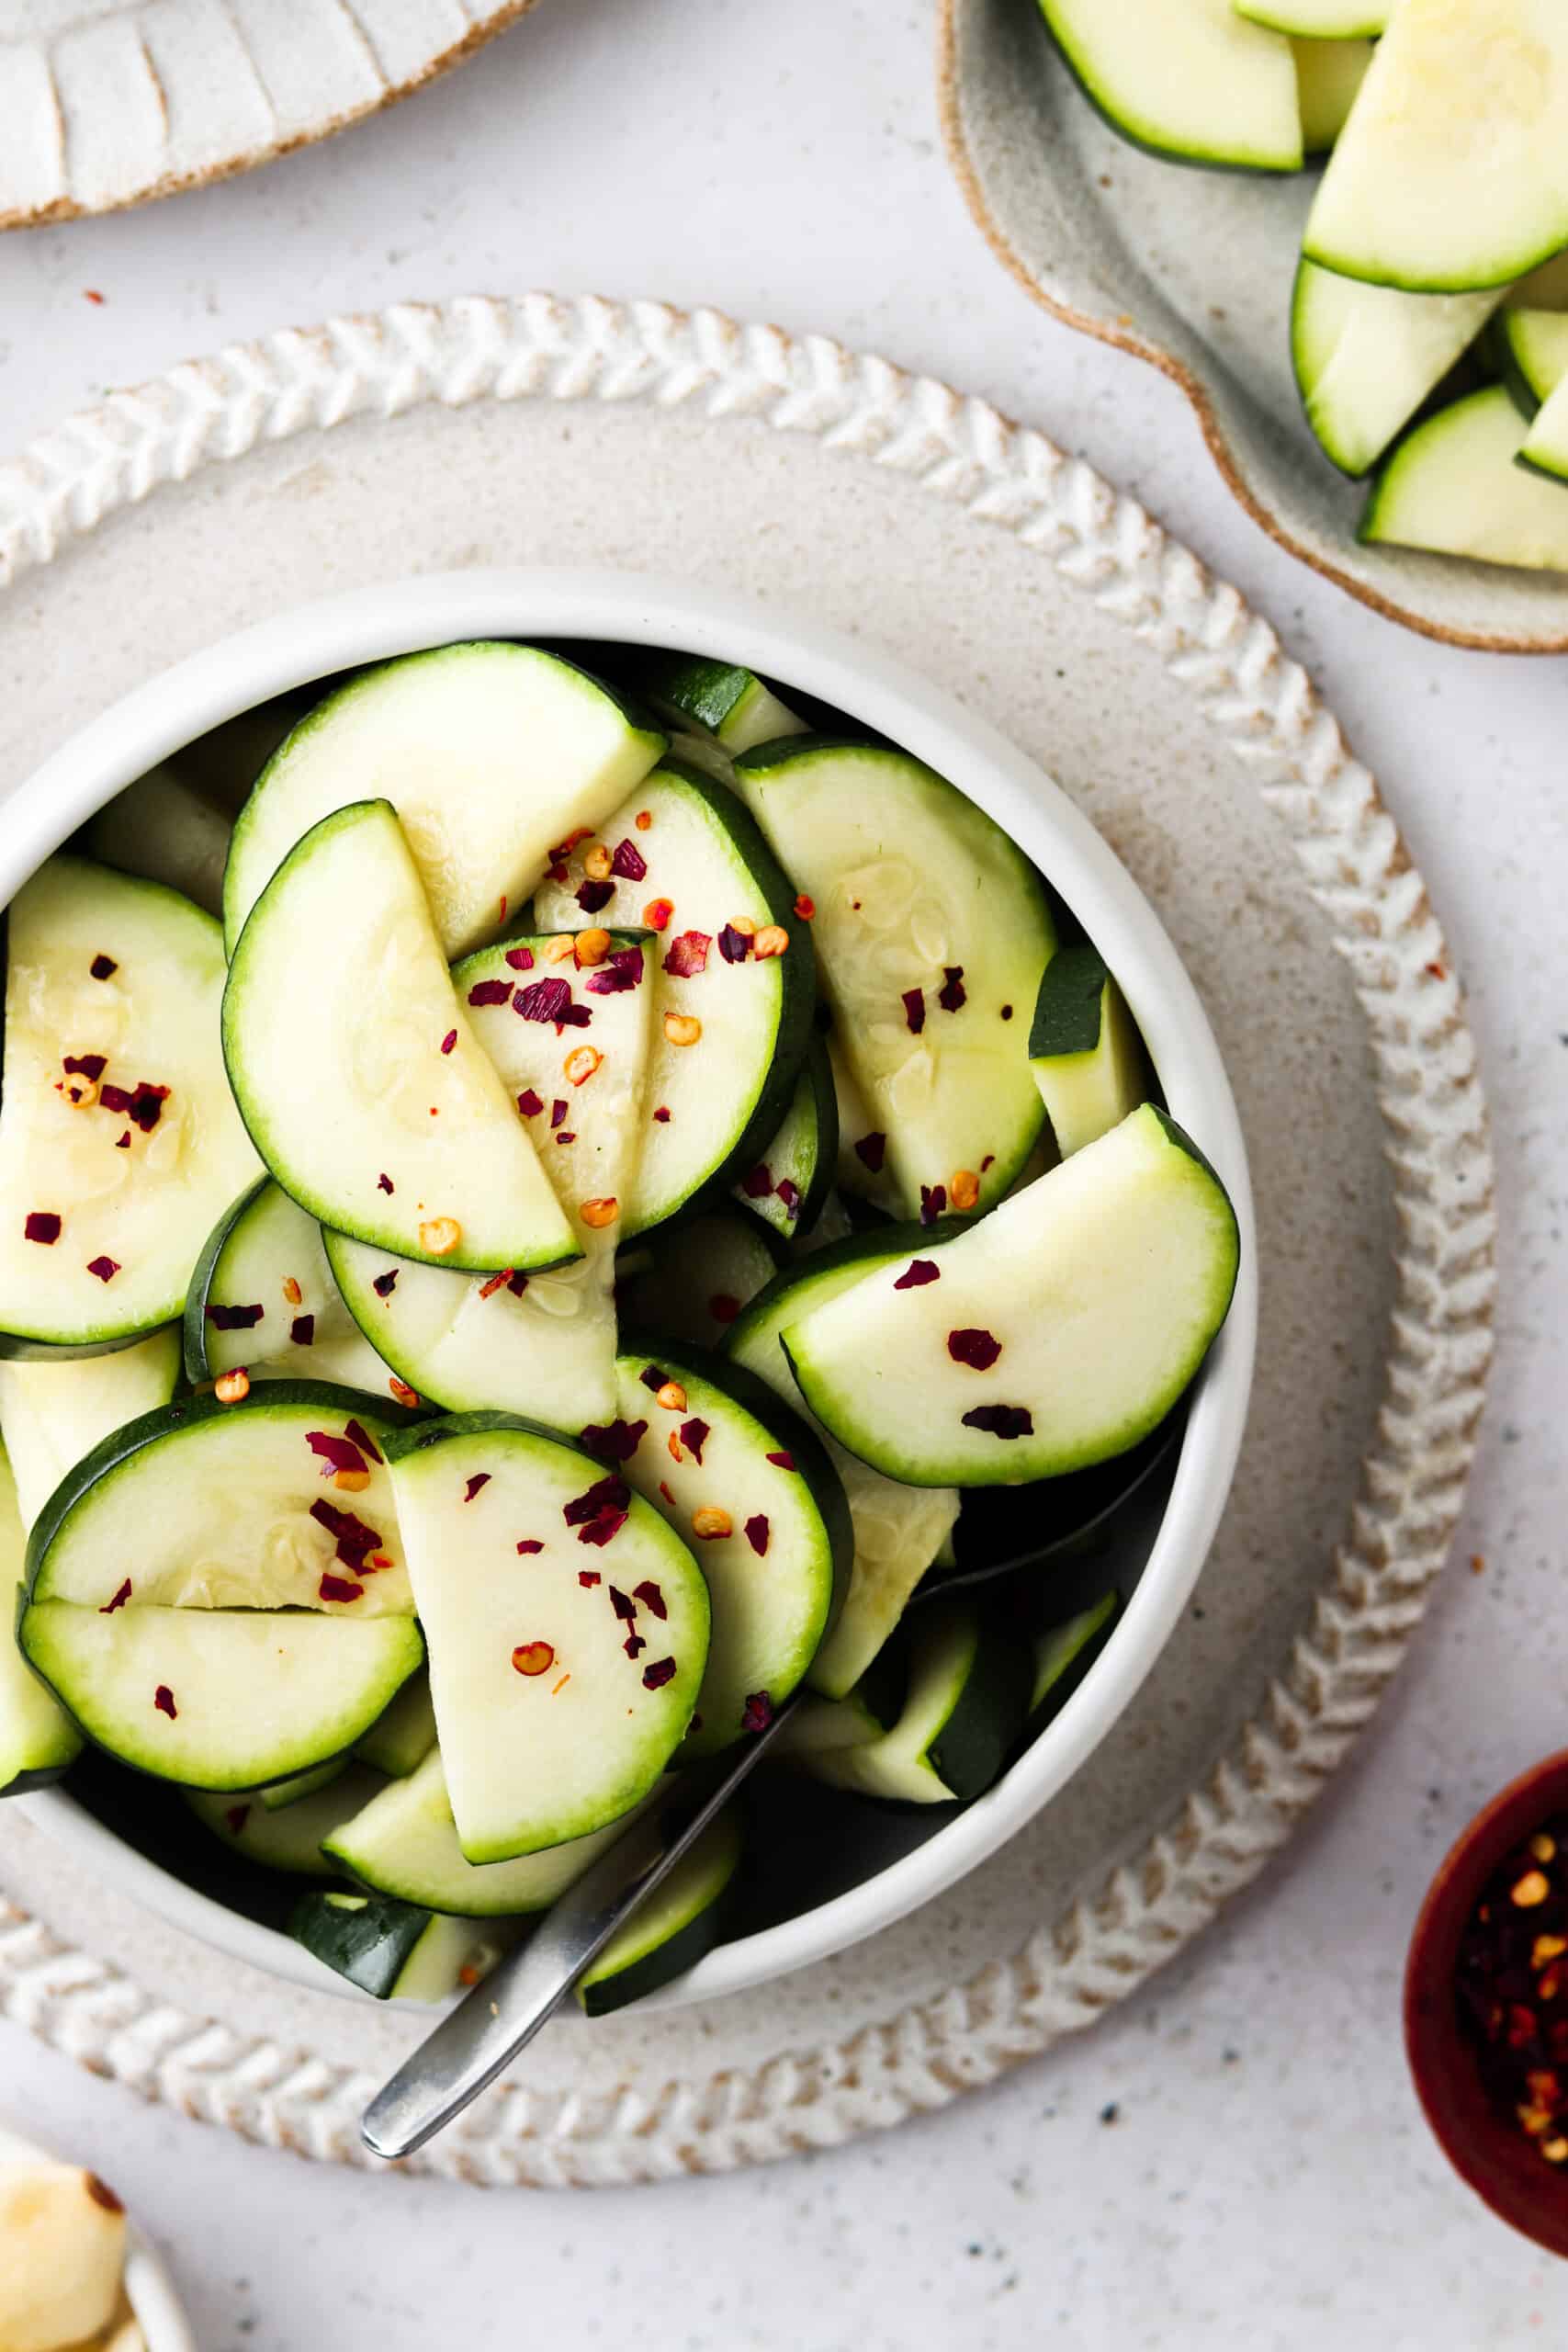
257,1757 -> 346,1811
775,1636 -> 909,1760
1292,36 -> 1372,155
186,1765 -> 386,1874
1291,261 -> 1506,479
1036,0 -> 1302,175
0,1325 -> 181,1533
804,1601 -> 1030,1804
827,1031 -> 900,1216
1360,385 -> 1568,571
731,1031 -> 837,1239
1304,0 -> 1568,293
577,1804 -> 742,2015
725,1232 -> 961,1698
1026,1592 -> 1122,1734
1493,308 -> 1568,414
0,1445 -> 79,1796
223,802 -> 578,1277
355,1668 -> 437,1778
0,856 -> 262,1356
1027,944 -> 1151,1159
384,1415 -> 709,1863
612,1343 -> 851,1756
1237,0 -> 1385,30
185,1179 -> 394,1393
321,1745 -> 645,1916
627,654 -> 809,757
290,1887 -> 524,2001
1517,368 -> 1568,485
734,740 -> 1053,1221
222,643 -> 666,961
534,761 -> 815,1236
782,1106 -> 1239,1488
615,1208 -> 785,1351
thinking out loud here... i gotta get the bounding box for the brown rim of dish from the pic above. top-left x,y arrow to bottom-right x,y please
0,0 -> 546,237
934,0 -> 1568,657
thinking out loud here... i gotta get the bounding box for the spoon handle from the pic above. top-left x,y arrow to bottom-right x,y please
360,1699 -> 796,2161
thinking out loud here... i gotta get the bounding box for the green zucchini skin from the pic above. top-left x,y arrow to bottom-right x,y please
291,1888 -> 433,1996
182,1175 -> 268,1383
1023,1591 -> 1123,1739
576,1804 -> 743,2015
924,1610 -> 1033,1804
578,1894 -> 730,2017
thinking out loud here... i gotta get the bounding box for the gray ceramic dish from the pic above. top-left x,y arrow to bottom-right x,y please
938,0 -> 1568,653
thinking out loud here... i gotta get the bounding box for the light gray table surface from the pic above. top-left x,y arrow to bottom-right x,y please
0,3 -> 1564,2345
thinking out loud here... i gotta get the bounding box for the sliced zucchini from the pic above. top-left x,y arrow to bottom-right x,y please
321,1746 -> 644,1916
222,801 -> 577,1274
1304,0 -> 1568,292
1028,943 -> 1151,1159
257,1757 -> 346,1811
781,1106 -> 1240,1487
1238,0 -> 1385,29
577,1803 -> 742,2014
0,1443 -> 79,1796
1292,36 -> 1373,155
1493,307 -> 1568,412
828,1030 -> 900,1216
186,1765 -> 385,1874
615,1208 -> 785,1351
1291,261 -> 1506,479
1518,368 -> 1568,484
735,741 -> 1053,1219
385,1416 -> 709,1862
0,1325 -> 182,1532
805,1601 -> 1030,1804
627,653 -> 808,756
774,1637 -> 909,1760
1361,384 -> 1568,571
533,762 -> 815,1234
726,1233 -> 961,1697
355,1668 -> 437,1778
290,1887 -> 523,2001
21,1600 -> 423,1789
0,856 -> 261,1354
613,1344 -> 851,1755
86,765 -> 232,919
731,1031 -> 837,1238
1037,0 -> 1302,174
1026,1591 -> 1122,1733
186,1178 -> 393,1392
222,644 -> 665,960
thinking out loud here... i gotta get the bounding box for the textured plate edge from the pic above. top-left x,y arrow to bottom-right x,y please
0,290 -> 1496,2188
933,0 -> 1568,658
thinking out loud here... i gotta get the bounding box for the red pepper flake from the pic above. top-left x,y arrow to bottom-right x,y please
377,1172 -> 394,1194
115,1132 -> 130,1148
610,838 -> 648,882
652,1105 -> 671,1123
764,1451 -> 796,1472
515,1091 -> 545,1122
478,1268 -> 514,1300
741,1690 -> 773,1734
318,1572 -> 364,1604
938,966 -> 966,1013
207,1301 -> 264,1329
717,923 -> 752,965
678,1417 -> 711,1464
506,1270 -> 529,1297
662,931 -> 711,978
101,1080 -> 168,1134
62,1053 -> 107,1082
744,1514 -> 770,1557
99,1578 -> 131,1615
224,1805 -> 249,1836
85,1255 -> 120,1283
563,1473 -> 631,1548
439,1028 -> 457,1056
548,863 -> 569,884
308,1431 -> 369,1482
84,288 -> 107,307
659,1479 -> 676,1506
580,1418 -> 648,1464
372,1270 -> 398,1298
549,827 -> 593,861
632,1578 -> 668,1620
919,1184 -> 947,1227
464,1473 -> 491,1502
741,1163 -> 773,1199
309,1498 -> 383,1566
576,877 -> 615,916
609,1585 -> 637,1623
642,1657 -> 677,1690
23,1213 -> 60,1245
512,1641 -> 556,1678
793,894 -> 815,921
579,1509 -> 627,1549
777,1177 -> 802,1218
1000,1004 -> 1014,1022
709,1294 -> 739,1326
586,947 -> 646,996
639,1364 -> 668,1392
980,1154 -> 995,1174
901,988 -> 926,1035
895,1259 -> 941,1290
517,1538 -> 545,1555
853,1132 -> 886,1174
290,1314 -> 315,1346
153,1685 -> 177,1719
505,945 -> 536,972
948,1328 -> 1002,1370
550,1097 -> 569,1130
578,1568 -> 601,1585
89,954 -> 117,980
467,978 -> 513,1008
961,1403 -> 1033,1440
644,898 -> 674,933
515,977 -> 575,1026
344,1418 -> 383,1464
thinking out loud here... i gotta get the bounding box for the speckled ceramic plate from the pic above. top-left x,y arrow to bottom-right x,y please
937,0 -> 1568,654
0,296 -> 1493,2187
0,0 -> 544,230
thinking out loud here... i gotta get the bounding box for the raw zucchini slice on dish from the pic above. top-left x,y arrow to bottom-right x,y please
384,1416 -> 709,1862
1236,0 -> 1385,30
1517,369 -> 1568,484
355,1668 -> 437,1778
1360,385 -> 1568,571
1036,0 -> 1303,175
290,1887 -> 523,2001
624,651 -> 809,757
775,1635 -> 909,1760
222,643 -> 666,960
186,1764 -> 386,1875
223,801 -> 578,1276
0,1324 -> 181,1533
731,1031 -> 837,1239
1027,943 -> 1151,1159
533,761 -> 815,1234
1493,308 -> 1568,413
1025,1591 -> 1122,1736
1304,0 -> 1568,292
0,1444 -> 79,1796
1292,36 -> 1373,155
615,1208 -> 785,1351
725,1232 -> 962,1698
1291,263 -> 1506,479
186,1179 -> 394,1394
734,740 -> 1053,1220
611,1344 -> 852,1755
0,856 -> 261,1356
257,1757 -> 346,1811
782,1105 -> 1240,1488
321,1745 -> 645,1916
828,1032 -> 900,1216
804,1600 -> 1030,1805
577,1803 -> 742,2015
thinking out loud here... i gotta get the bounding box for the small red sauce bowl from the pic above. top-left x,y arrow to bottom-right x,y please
1406,1748 -> 1568,2256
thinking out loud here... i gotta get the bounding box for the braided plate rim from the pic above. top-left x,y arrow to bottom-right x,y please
0,295 -> 1495,2188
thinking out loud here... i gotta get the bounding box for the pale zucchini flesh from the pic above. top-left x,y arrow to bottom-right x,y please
1238,0 -> 1386,31
355,1667 -> 438,1778
577,1803 -> 742,2014
1518,368 -> 1568,484
0,1442 -> 79,1795
627,653 -> 808,756
615,1208 -> 785,1352
1361,385 -> 1568,571
1028,944 -> 1152,1159
186,1763 -> 386,1874
186,1178 -> 394,1393
804,1602 -> 1029,1805
1038,0 -> 1303,175
0,1325 -> 181,1533
1292,36 -> 1373,154
731,1031 -> 837,1238
1495,307 -> 1568,410
1291,263 -> 1506,479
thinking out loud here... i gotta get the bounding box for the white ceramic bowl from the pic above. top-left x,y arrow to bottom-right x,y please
10,568 -> 1257,2011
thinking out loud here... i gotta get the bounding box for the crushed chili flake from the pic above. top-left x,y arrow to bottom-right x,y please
516,1089 -> 545,1118
980,1154 -> 995,1174
608,1586 -> 637,1623
678,1417 -> 711,1464
659,1478 -> 676,1506
516,977 -> 575,1026
345,1419 -> 382,1464
576,878 -> 615,915
741,1163 -> 773,1199
578,1569 -> 601,1586
610,838 -> 648,882
24,1213 -> 60,1245
290,1315 -> 315,1346
512,1641 -> 556,1678
764,1451 -> 796,1472
304,1432 -> 369,1478
319,1572 -> 364,1604
776,1178 -> 800,1218
556,1130 -> 577,1147
632,1578 -> 668,1620
207,1300 -> 264,1329
563,1473 -> 630,1548
1000,1004 -> 1014,1022
580,1418 -> 648,1464
372,1270 -> 398,1298
948,1328 -> 1002,1371
652,1105 -> 671,1123
853,1132 -> 886,1174
153,1685 -> 177,1719
961,1403 -> 1033,1440
377,1172 -> 394,1193
99,1578 -> 132,1615
115,1132 -> 130,1148
439,1028 -> 457,1056
793,894 -> 815,921
709,1294 -> 740,1326
642,1657 -> 677,1690
505,945 -> 536,972
1457,1811 -> 1568,2168
89,955 -> 118,980
644,898 -> 674,933
635,809 -> 653,831
741,1690 -> 773,1734
62,1053 -> 107,1082
901,988 -> 926,1035
464,1473 -> 491,1502
467,978 -> 513,1008
639,1363 -> 669,1393
516,1539 -> 545,1555
895,1260 -> 941,1290
506,1270 -> 529,1298
625,1631 -> 648,1659
718,923 -> 752,965
550,1098 -> 569,1130
224,1805 -> 249,1836
744,1515 -> 770,1557
478,1268 -> 514,1300
663,930 -> 711,978
919,1184 -> 947,1227
938,966 -> 967,1013
309,1498 -> 383,1564
586,946 -> 646,996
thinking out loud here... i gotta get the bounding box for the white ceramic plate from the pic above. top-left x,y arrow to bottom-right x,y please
0,296 -> 1494,2186
937,0 -> 1568,655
